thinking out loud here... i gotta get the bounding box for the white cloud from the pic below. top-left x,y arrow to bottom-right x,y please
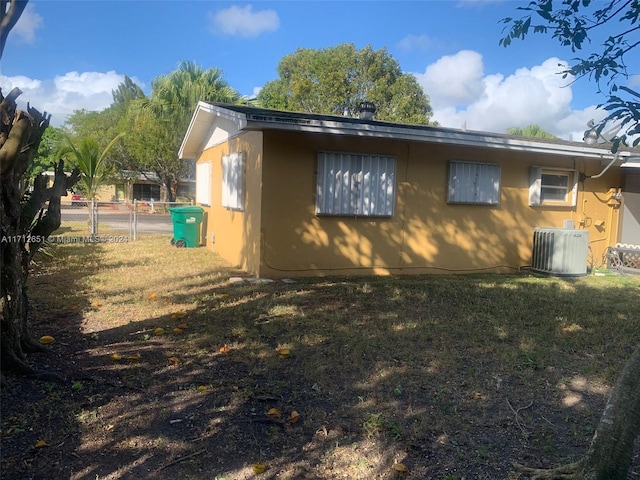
414,50 -> 485,108
0,71 -> 141,127
414,51 -> 603,140
13,3 -> 43,44
209,5 -> 279,38
397,34 -> 434,53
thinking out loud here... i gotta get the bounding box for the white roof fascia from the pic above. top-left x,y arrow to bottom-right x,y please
620,154 -> 640,168
179,102 -> 248,160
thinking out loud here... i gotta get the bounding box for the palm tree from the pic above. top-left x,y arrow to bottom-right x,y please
56,133 -> 124,235
128,61 -> 241,202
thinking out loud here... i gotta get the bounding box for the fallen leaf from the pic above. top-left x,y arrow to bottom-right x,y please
154,327 -> 164,335
289,410 -> 300,423
276,347 -> 290,358
198,385 -> 207,392
91,301 -> 101,307
170,311 -> 186,321
173,328 -> 183,334
252,463 -> 266,474
178,322 -> 188,329
267,408 -> 281,418
393,463 -> 409,475
127,353 -> 141,362
34,440 -> 49,448
168,357 -> 180,365
219,345 -> 229,353
70,305 -> 78,311
149,293 -> 157,300
39,336 -> 55,344
111,353 -> 122,361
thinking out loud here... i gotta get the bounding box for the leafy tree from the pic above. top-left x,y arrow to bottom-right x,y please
26,125 -> 65,182
506,124 -> 558,139
501,3 -> 640,478
1,1 -> 80,379
128,61 -> 241,201
257,43 -> 435,125
56,134 -> 124,234
500,0 -> 640,151
64,78 -> 143,191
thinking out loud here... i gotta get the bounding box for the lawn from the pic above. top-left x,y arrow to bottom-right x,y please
1,224 -> 639,480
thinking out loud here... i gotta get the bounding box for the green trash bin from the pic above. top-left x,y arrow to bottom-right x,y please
168,206 -> 204,248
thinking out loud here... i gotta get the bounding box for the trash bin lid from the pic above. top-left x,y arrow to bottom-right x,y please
169,206 -> 204,214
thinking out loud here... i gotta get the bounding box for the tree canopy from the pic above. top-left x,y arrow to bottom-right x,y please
64,64 -> 242,202
506,124 -> 558,139
500,0 -> 639,151
257,43 -> 435,125
126,61 -> 241,201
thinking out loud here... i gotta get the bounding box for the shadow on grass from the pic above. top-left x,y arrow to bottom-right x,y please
2,246 -> 640,479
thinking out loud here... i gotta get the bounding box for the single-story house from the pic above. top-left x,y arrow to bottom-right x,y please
179,102 -> 640,278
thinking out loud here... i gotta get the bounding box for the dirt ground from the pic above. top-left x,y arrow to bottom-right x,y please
3,307 -> 639,480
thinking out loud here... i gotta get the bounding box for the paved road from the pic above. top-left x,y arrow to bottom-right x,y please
61,208 -> 173,233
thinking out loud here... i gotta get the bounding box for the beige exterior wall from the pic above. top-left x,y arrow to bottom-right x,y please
197,131 -> 263,274
256,131 -> 622,277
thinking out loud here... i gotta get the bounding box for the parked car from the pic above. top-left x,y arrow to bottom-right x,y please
71,194 -> 87,206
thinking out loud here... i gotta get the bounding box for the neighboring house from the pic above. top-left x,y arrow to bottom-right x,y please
179,102 -> 640,278
114,171 -> 196,203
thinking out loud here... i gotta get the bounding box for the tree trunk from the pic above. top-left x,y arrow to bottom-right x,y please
516,344 -> 640,479
581,344 -> 640,479
0,87 -> 79,380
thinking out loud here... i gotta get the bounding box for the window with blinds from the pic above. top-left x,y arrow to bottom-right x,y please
316,151 -> 396,217
529,167 -> 577,206
447,160 -> 501,205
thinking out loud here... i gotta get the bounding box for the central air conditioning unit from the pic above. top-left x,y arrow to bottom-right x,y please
531,228 -> 589,277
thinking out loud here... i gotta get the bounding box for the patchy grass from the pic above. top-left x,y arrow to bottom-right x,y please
2,224 -> 640,480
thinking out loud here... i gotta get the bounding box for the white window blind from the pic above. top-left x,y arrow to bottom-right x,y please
222,151 -> 245,210
529,167 -> 577,206
447,161 -> 501,205
316,151 -> 396,216
195,161 -> 211,206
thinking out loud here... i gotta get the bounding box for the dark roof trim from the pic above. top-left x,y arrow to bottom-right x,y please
180,102 -> 634,163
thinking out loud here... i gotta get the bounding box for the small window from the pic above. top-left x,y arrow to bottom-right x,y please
222,151 -> 245,211
195,161 -> 211,206
447,161 -> 501,205
529,167 -> 577,206
316,151 -> 395,216
133,183 -> 161,201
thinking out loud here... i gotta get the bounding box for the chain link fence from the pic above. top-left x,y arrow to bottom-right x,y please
61,200 -> 193,241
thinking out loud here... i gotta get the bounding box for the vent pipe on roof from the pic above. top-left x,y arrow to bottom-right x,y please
358,101 -> 376,121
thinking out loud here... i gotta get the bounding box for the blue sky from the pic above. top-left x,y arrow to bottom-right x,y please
2,0 -> 639,141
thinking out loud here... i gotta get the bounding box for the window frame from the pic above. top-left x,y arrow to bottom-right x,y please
529,166 -> 578,207
221,151 -> 245,211
195,161 -> 211,206
316,151 -> 396,217
447,160 -> 501,205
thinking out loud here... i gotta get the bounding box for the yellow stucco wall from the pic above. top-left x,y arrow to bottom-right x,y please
196,128 -> 623,277
197,131 -> 263,273
255,131 -> 622,277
